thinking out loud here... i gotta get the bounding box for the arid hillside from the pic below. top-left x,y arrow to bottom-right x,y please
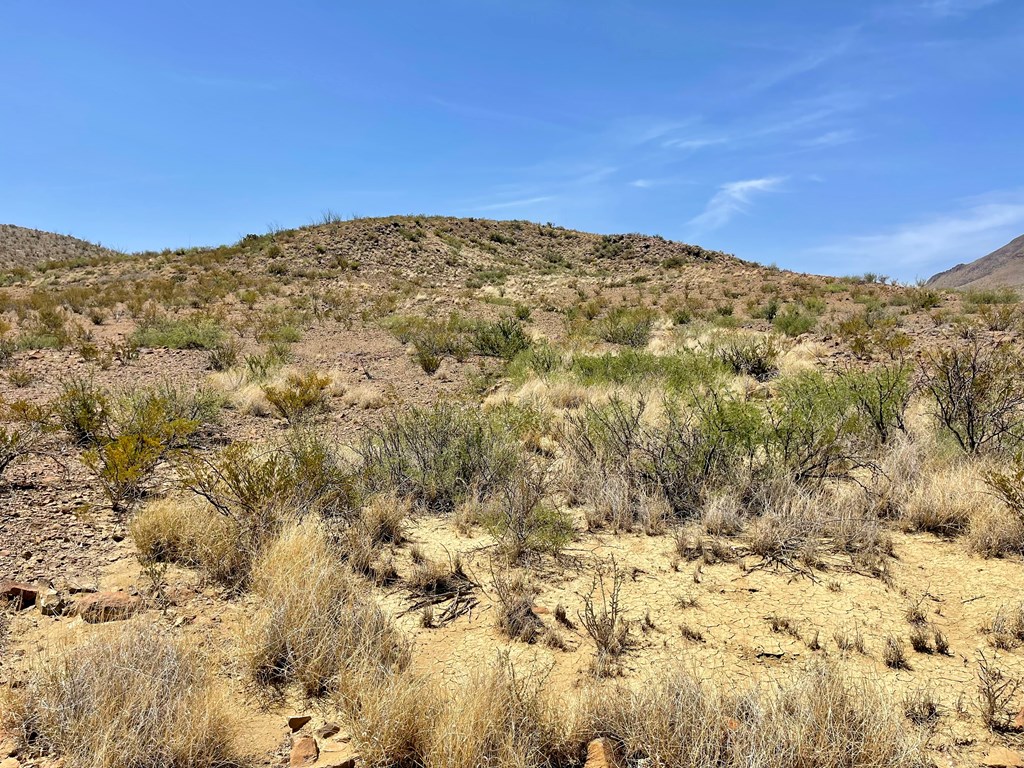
929,234 -> 1024,290
2,215 -> 1024,768
0,224 -> 120,272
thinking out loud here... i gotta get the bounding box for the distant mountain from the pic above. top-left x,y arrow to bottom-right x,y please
927,234 -> 1024,290
0,224 -> 120,271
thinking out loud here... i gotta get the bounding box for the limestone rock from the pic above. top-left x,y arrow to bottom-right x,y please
982,747 -> 1024,768
75,591 -> 141,623
584,737 -> 621,768
290,735 -> 319,767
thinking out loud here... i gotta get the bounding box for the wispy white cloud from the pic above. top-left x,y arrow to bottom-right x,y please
474,195 -> 555,212
662,136 -> 730,151
800,129 -> 859,148
689,177 -> 786,230
804,193 -> 1024,278
917,0 -> 1002,16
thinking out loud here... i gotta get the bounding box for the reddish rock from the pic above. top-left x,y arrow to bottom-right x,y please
288,715 -> 312,732
585,737 -> 621,768
0,581 -> 39,608
290,735 -> 319,767
983,747 -> 1024,768
74,591 -> 141,623
316,744 -> 358,768
314,722 -> 342,739
1014,705 -> 1024,731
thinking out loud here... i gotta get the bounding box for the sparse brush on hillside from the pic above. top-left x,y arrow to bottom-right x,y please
173,429 -> 360,583
919,335 -> 1024,453
1,623 -> 239,768
0,398 -> 51,482
361,403 -> 522,512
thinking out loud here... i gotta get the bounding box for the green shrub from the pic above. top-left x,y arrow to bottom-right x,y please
919,336 -> 1024,453
773,306 -> 816,337
596,307 -> 656,347
472,316 -> 531,360
262,370 -> 330,423
569,349 -> 726,391
715,337 -> 780,381
131,316 -> 223,350
55,377 -> 109,446
843,362 -> 911,444
361,404 -> 522,512
0,399 -> 49,481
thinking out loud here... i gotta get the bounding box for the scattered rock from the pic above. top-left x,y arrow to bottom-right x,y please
0,732 -> 17,758
74,591 -> 141,623
288,715 -> 313,732
0,581 -> 39,608
982,747 -> 1024,768
314,722 -> 342,739
584,737 -> 621,768
290,735 -> 319,767
316,744 -> 358,768
37,589 -> 69,617
1014,705 -> 1024,731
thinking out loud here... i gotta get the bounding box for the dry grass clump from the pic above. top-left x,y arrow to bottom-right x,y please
242,518 -> 409,695
130,495 -> 245,583
986,602 -> 1024,650
421,660 -> 580,768
585,661 -> 927,768
1,623 -> 238,768
901,462 -> 991,536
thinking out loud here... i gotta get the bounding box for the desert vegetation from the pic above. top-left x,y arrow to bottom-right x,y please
3,216 -> 1024,767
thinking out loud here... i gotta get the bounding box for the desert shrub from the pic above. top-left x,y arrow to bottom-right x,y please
596,306 -> 656,347
0,398 -> 50,481
262,369 -> 330,422
919,336 -> 1024,453
579,560 -> 631,675
715,336 -> 780,381
569,348 -> 726,391
178,430 -> 359,579
844,362 -> 911,444
389,314 -> 472,364
1,623 -> 238,768
361,404 -> 522,512
508,341 -> 564,379
472,316 -> 531,360
761,370 -> 875,482
585,661 -> 926,768
563,393 -> 759,519
483,465 -> 574,562
130,315 -> 223,350
54,377 -> 109,445
83,433 -> 166,512
243,518 -> 409,695
81,384 -> 215,513
773,305 -> 816,337
18,306 -> 73,349
207,337 -> 241,371
986,603 -> 1024,650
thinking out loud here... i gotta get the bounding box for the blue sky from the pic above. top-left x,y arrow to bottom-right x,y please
1,1 -> 1022,280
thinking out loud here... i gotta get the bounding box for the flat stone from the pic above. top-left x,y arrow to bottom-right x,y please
314,722 -> 342,739
315,744 -> 358,768
584,737 -> 621,768
0,581 -> 39,608
983,747 -> 1024,768
288,715 -> 312,732
290,735 -> 319,767
74,591 -> 141,623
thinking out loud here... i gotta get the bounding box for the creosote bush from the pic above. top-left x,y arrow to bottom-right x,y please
361,403 -> 522,512
1,623 -> 239,768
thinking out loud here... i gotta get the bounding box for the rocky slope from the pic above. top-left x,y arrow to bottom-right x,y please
928,234 -> 1024,290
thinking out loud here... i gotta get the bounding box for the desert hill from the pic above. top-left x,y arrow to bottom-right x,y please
928,233 -> 1024,290
0,223 -> 120,272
